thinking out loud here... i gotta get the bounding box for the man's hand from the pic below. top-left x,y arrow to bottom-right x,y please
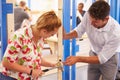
63,56 -> 78,66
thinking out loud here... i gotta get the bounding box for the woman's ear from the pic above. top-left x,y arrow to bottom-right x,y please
42,29 -> 47,34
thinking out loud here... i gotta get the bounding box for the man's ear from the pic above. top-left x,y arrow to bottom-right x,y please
105,16 -> 109,20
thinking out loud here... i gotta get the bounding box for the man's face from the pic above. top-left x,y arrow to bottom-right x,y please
78,4 -> 83,11
89,16 -> 108,29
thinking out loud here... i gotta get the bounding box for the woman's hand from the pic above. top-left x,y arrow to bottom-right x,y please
31,69 -> 44,79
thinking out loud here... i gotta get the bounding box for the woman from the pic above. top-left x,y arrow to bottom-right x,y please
0,11 -> 61,80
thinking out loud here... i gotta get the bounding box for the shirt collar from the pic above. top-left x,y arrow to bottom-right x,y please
26,26 -> 44,44
24,26 -> 33,38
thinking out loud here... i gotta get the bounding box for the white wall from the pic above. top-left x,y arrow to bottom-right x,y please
16,0 -> 58,12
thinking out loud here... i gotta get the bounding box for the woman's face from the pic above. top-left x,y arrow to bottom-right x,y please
40,28 -> 59,38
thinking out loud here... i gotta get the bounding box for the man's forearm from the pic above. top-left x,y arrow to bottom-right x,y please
77,56 -> 100,64
64,30 -> 78,39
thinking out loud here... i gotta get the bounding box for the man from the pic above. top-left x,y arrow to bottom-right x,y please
63,1 -> 120,80
76,3 -> 86,41
76,3 -> 86,26
14,1 -> 31,31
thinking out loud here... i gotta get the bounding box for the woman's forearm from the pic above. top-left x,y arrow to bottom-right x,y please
2,60 -> 31,74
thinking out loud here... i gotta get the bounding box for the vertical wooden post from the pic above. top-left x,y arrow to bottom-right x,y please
58,0 -> 63,80
7,0 -> 15,39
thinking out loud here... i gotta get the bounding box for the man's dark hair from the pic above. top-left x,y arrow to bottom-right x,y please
88,0 -> 110,20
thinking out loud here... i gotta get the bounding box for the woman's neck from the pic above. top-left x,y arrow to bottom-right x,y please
31,26 -> 41,44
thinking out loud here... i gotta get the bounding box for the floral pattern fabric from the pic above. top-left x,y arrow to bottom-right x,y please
0,27 -> 44,80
